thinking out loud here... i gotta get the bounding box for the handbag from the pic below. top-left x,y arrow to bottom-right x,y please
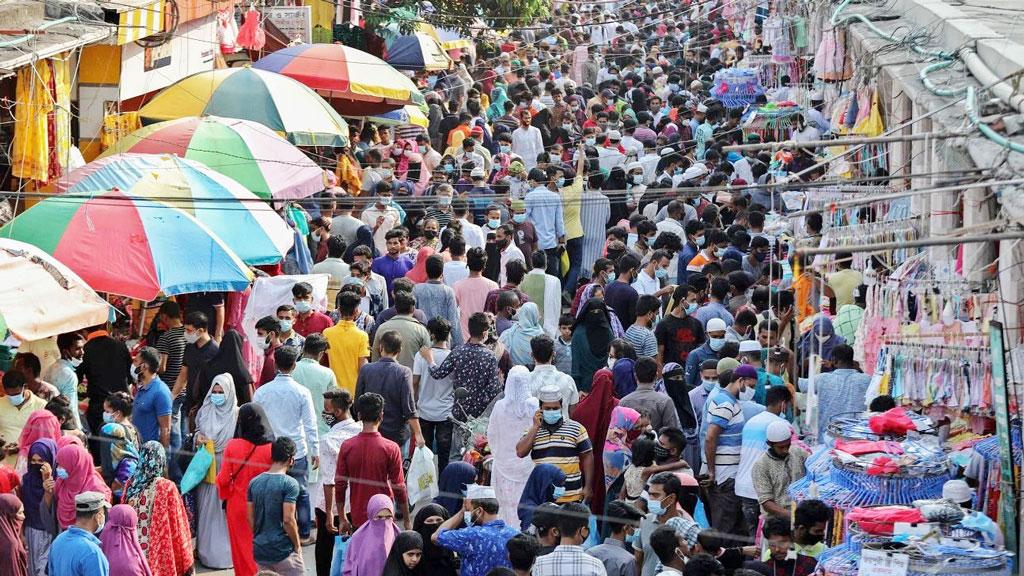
180,443 -> 213,494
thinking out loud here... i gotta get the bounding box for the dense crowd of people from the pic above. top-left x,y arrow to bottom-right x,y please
0,1 -> 998,576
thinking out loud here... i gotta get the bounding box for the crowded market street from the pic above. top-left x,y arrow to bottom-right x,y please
1,0 -> 1024,574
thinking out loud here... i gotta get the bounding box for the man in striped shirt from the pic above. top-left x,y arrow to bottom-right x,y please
703,364 -> 750,536
516,384 -> 594,503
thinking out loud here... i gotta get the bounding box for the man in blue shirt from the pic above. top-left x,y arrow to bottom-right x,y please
683,318 -> 727,389
48,491 -> 110,576
434,484 -> 521,576
372,228 -> 414,299
675,220 -> 705,285
524,167 -> 565,279
131,346 -> 172,448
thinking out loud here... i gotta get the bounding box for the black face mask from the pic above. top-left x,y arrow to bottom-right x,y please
322,411 -> 338,427
654,444 -> 671,463
424,230 -> 438,240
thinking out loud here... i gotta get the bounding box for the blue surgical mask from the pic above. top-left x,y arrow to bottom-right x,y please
542,409 -> 563,425
418,145 -> 428,154
626,528 -> 641,546
556,177 -> 566,187
500,145 -> 511,154
7,393 -> 24,406
715,248 -> 727,258
585,137 -> 596,146
487,219 -> 501,230
627,233 -> 638,247
655,268 -> 668,279
685,302 -> 698,314
709,337 -> 725,351
463,511 -> 474,526
695,235 -> 705,247
102,411 -> 115,424
379,196 -> 393,206
513,214 -> 527,224
437,195 -> 452,206
55,467 -> 69,480
210,393 -> 227,407
552,485 -> 566,500
674,167 -> 683,176
443,164 -> 455,173
278,319 -> 293,333
294,300 -> 313,314
646,495 -> 665,516
701,378 -> 717,392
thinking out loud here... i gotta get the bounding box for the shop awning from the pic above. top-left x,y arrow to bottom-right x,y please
0,22 -> 112,79
95,0 -> 165,45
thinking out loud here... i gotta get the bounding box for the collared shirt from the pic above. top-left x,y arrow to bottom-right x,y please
703,387 -> 744,483
587,538 -> 635,576
429,342 -> 501,420
360,205 -> 401,254
639,514 -> 701,576
335,431 -> 406,527
530,365 -> 580,417
313,418 -> 362,513
371,254 -> 414,298
693,301 -> 734,328
524,185 -> 566,250
291,358 -> 339,437
0,391 -> 46,467
43,358 -> 81,428
683,343 -> 718,389
371,315 -> 431,371
534,544 -> 608,576
527,418 -> 592,502
413,281 -> 464,346
620,384 -> 681,432
355,358 -> 417,446
439,520 -> 521,576
453,276 -> 499,338
133,377 -> 172,444
815,369 -> 871,442
752,446 -> 808,513
323,320 -> 369,395
48,526 -> 109,576
293,311 -> 334,337
253,373 -> 319,459
498,243 -> 526,285
631,270 -> 660,297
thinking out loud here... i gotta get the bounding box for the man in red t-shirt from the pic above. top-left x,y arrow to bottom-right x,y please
291,281 -> 334,337
335,392 -> 409,532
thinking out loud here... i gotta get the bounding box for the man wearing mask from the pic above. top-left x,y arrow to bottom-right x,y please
512,111 -> 545,170
636,472 -> 701,576
791,500 -> 832,558
48,492 -> 111,575
0,371 -> 48,466
43,332 -> 86,429
291,281 -> 334,337
736,388 -> 791,535
675,221 -> 705,284
255,316 -> 283,387
683,318 -> 727,389
532,502 -> 607,576
686,359 -> 720,473
703,364 -> 749,536
360,184 -> 401,255
507,199 -> 538,263
516,385 -> 594,504
131,346 -> 173,448
524,167 -> 566,279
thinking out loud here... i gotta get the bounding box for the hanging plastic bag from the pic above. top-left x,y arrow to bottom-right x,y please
583,515 -> 600,549
180,443 -> 213,494
202,440 -> 218,484
406,446 -> 438,506
329,535 -> 349,576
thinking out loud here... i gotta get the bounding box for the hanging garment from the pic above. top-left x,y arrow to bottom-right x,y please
12,56 -> 71,182
236,7 -> 266,51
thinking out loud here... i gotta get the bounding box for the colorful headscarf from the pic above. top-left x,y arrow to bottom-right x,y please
123,441 -> 166,503
499,302 -> 546,366
602,406 -> 642,490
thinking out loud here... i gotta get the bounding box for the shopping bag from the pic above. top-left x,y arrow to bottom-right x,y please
180,443 -> 213,494
329,535 -> 349,576
406,446 -> 438,505
202,441 -> 218,484
583,514 -> 600,549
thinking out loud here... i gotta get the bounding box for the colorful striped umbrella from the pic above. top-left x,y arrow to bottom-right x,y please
97,116 -> 325,200
254,44 -> 423,116
55,153 -> 293,266
0,239 -> 110,341
0,190 -> 254,301
138,67 -> 349,147
387,33 -> 453,71
362,104 -> 429,129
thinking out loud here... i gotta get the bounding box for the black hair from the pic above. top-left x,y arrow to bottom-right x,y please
557,502 -> 591,537
765,385 -> 792,407
658,427 -> 687,454
650,525 -> 682,566
425,255 -> 445,279
762,515 -> 793,539
630,436 -> 656,467
506,533 -> 540,572
616,253 -> 641,275
291,281 -> 314,299
303,333 -> 329,356
379,330 -> 403,355
394,291 -> 417,314
794,499 -> 832,529
468,312 -> 491,338
636,295 -> 662,318
355,392 -> 384,422
136,347 -> 160,374
184,311 -> 208,332
467,247 -> 488,272
869,395 -> 897,412
505,259 -> 528,284
105,391 -> 134,417
274,345 -> 300,370
323,388 -> 353,412
530,335 -> 555,363
271,436 -> 297,463
255,315 -> 282,335
427,317 -> 451,343
634,356 -> 658,384
604,500 -> 644,534
683,554 -> 724,576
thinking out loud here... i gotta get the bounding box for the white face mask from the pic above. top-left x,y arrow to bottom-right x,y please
68,357 -> 83,368
739,385 -> 755,401
607,357 -> 617,369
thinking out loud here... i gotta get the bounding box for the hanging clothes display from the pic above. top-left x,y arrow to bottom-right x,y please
814,23 -> 853,81
11,55 -> 72,183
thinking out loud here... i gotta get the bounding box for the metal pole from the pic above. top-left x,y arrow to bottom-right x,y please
795,230 -> 1024,255
722,131 -> 963,153
784,177 -> 1024,217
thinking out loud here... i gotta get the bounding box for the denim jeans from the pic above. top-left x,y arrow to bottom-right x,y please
287,456 -> 312,538
565,236 -> 584,293
168,397 -> 184,483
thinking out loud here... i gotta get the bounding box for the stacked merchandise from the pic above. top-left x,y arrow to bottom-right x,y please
712,68 -> 765,109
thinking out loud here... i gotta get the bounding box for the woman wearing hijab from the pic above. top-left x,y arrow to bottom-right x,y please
195,330 -> 253,405
122,441 -> 193,576
517,464 -> 566,531
602,406 -> 643,497
382,530 -> 424,576
797,315 -> 846,369
17,410 -> 61,469
572,297 -> 614,392
100,505 -> 154,576
572,368 -> 618,515
343,494 -> 401,576
405,246 -> 436,283
99,422 -> 139,499
487,86 -> 511,121
345,225 -> 380,262
498,302 -> 546,367
487,365 -> 538,526
0,493 -> 27,576
217,403 -> 274,576
21,439 -> 55,576
433,461 -> 477,517
52,443 -> 110,530
193,373 -> 238,569
412,504 -> 457,576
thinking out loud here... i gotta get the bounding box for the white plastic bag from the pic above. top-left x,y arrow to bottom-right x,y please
406,446 -> 438,505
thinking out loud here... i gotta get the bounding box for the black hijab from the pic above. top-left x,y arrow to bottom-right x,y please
412,504 -> 457,576
234,403 -> 275,445
195,329 -> 252,404
345,225 -> 379,262
576,297 -> 613,357
383,530 -> 424,576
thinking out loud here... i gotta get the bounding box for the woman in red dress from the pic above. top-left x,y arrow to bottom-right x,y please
216,402 -> 275,576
